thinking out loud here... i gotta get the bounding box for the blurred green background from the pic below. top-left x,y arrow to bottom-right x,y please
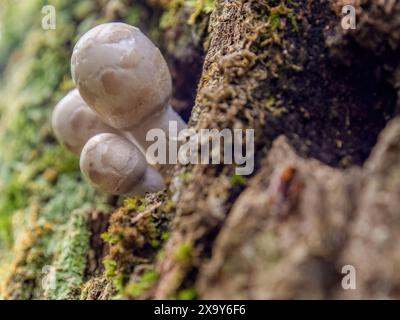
0,0 -> 157,299
0,0 -> 213,299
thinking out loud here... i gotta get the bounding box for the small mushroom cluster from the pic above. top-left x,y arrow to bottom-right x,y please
52,23 -> 186,197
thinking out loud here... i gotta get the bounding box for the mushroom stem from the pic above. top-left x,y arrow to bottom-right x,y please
124,105 -> 187,150
127,167 -> 165,197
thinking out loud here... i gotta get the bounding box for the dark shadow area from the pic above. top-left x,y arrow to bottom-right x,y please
260,0 -> 397,168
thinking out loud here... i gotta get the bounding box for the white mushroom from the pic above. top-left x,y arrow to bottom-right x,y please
71,22 -> 186,151
52,89 -> 116,155
80,133 -> 165,197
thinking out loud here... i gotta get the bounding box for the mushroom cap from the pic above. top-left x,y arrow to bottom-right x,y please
80,133 -> 148,195
71,22 -> 172,130
52,89 -> 115,154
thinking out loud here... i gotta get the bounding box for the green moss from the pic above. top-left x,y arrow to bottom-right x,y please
163,199 -> 175,213
101,232 -> 122,245
125,7 -> 144,26
179,171 -> 193,182
177,287 -> 198,300
161,231 -> 171,241
150,239 -> 161,248
174,242 -> 194,264
124,270 -> 159,298
269,3 -> 298,33
104,259 -> 118,279
159,0 -> 214,29
187,0 -> 215,25
46,208 -> 91,300
123,197 -> 146,212
103,257 -> 125,295
159,0 -> 184,29
264,97 -> 288,117
99,192 -> 172,299
156,248 -> 167,261
230,174 -> 248,187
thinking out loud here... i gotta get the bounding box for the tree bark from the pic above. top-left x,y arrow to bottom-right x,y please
151,0 -> 400,299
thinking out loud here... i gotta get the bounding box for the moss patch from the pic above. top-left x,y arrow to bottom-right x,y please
100,192 -> 173,299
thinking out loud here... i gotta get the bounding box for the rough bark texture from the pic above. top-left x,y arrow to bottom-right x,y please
2,0 -> 400,299
150,0 -> 400,299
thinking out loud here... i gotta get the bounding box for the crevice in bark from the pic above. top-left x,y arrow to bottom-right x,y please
85,210 -> 111,278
